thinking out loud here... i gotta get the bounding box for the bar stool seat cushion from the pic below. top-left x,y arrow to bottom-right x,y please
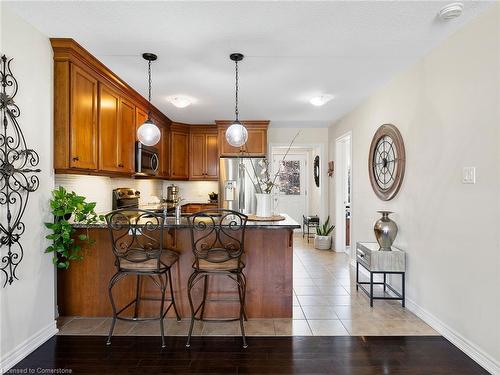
119,249 -> 179,271
195,258 -> 245,272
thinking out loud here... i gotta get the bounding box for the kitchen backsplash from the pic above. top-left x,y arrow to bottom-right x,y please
55,175 -> 219,213
163,180 -> 218,203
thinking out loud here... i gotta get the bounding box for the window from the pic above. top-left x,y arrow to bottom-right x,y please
278,160 -> 301,195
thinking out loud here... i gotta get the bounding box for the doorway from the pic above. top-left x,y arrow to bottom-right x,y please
335,132 -> 352,253
271,150 -> 308,227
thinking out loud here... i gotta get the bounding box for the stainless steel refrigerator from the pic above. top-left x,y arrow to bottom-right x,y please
219,157 -> 264,214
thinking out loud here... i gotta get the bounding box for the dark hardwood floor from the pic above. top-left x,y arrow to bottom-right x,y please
8,336 -> 488,374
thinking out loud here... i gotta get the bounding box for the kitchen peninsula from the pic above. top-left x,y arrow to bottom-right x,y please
58,215 -> 300,319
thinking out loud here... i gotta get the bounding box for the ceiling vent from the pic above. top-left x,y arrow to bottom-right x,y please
438,2 -> 464,20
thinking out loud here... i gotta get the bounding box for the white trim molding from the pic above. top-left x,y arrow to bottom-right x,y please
404,298 -> 499,375
0,321 -> 58,373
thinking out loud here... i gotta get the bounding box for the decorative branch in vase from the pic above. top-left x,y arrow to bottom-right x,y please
244,131 -> 300,217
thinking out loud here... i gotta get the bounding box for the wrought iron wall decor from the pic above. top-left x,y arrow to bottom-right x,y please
0,55 -> 41,287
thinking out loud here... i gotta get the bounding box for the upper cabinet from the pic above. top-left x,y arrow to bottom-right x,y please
216,120 -> 269,157
98,82 -> 121,172
51,39 -> 269,180
189,126 -> 218,180
69,65 -> 98,170
51,38 -> 170,176
118,97 -> 136,173
170,123 -> 190,180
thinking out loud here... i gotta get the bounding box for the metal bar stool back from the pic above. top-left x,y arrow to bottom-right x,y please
105,209 -> 180,348
186,209 -> 248,348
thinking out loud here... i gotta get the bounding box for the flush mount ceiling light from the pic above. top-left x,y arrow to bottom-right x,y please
137,53 -> 161,146
438,2 -> 464,20
225,53 -> 248,148
166,95 -> 194,108
310,94 -> 334,107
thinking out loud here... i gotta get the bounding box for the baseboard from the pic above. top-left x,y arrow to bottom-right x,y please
404,298 -> 499,374
1,320 -> 58,373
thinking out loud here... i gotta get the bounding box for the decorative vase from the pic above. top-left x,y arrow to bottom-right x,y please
374,211 -> 398,251
314,235 -> 332,250
255,193 -> 272,217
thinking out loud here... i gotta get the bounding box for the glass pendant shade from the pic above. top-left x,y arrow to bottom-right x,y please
225,121 -> 248,147
137,119 -> 161,146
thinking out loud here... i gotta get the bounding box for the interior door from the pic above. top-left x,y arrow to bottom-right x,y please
272,152 -> 307,225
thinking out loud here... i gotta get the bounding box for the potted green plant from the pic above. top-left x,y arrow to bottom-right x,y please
314,216 -> 335,250
44,186 -> 102,269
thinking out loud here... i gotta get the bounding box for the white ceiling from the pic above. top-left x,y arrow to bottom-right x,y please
5,1 -> 492,127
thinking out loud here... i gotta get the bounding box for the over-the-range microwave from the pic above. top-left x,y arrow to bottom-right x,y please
135,141 -> 159,176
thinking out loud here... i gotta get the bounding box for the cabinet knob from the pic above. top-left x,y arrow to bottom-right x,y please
72,156 -> 79,162
118,164 -> 124,168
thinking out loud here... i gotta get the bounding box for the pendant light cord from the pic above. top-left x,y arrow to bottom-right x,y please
235,60 -> 239,121
147,59 -> 152,119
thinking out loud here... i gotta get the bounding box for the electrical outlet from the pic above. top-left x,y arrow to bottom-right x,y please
462,167 -> 476,184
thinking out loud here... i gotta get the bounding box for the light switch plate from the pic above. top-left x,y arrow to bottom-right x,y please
462,167 -> 476,184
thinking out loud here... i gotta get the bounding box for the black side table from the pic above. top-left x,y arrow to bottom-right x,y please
355,242 -> 406,307
302,215 -> 319,243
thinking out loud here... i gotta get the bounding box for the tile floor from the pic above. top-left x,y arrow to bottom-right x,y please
57,234 -> 438,337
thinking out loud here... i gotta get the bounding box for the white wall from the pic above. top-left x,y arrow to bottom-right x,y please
0,6 -> 56,371
268,127 -> 329,221
328,5 -> 500,373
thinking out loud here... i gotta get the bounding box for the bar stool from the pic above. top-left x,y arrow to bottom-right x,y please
105,209 -> 180,348
185,209 -> 248,348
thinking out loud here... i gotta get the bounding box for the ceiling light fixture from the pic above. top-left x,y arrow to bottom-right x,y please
310,94 -> 334,107
166,95 -> 193,108
225,53 -> 248,148
438,2 -> 464,20
137,53 -> 161,146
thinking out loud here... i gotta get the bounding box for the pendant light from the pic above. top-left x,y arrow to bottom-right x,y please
137,53 -> 161,146
225,53 -> 248,148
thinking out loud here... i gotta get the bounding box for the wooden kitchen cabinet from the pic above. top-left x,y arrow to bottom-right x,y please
98,83 -> 136,174
69,64 -> 98,170
135,107 -> 148,137
158,122 -> 171,178
216,120 -> 269,156
119,97 -> 136,173
52,38 -> 171,177
189,126 -> 218,180
182,203 -> 218,214
170,123 -> 189,180
98,83 -> 121,172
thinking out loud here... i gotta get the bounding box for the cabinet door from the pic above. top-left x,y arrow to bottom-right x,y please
205,133 -> 219,180
159,126 -> 170,177
70,65 -> 98,169
119,98 -> 136,173
135,107 -> 148,139
98,83 -> 121,172
218,124 -> 268,156
170,131 -> 189,179
189,133 -> 206,179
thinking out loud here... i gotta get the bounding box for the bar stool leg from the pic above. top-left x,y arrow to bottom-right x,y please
239,272 -> 248,321
186,272 -> 198,348
159,274 -> 167,349
133,275 -> 141,319
106,272 -> 122,346
200,275 -> 209,320
237,273 -> 248,348
167,268 -> 181,321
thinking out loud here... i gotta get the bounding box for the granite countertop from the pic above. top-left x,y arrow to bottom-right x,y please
72,213 -> 300,230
